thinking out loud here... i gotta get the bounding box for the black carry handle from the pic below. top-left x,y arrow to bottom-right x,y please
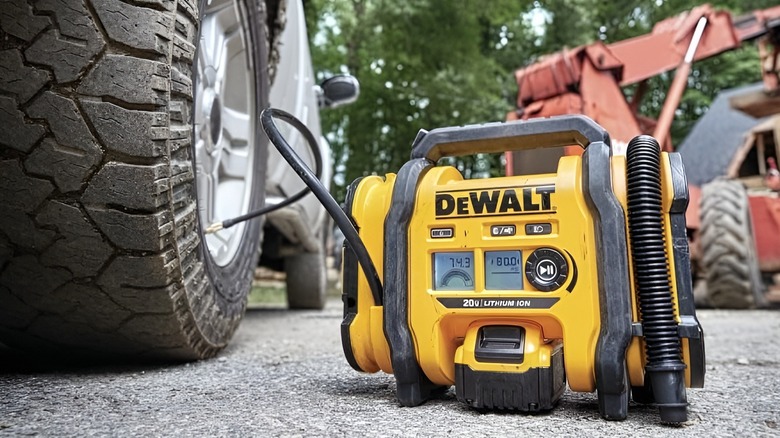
410,114 -> 610,161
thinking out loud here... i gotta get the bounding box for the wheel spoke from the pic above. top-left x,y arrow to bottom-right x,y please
220,147 -> 249,180
222,106 -> 250,146
198,16 -> 219,85
220,106 -> 250,179
196,162 -> 217,223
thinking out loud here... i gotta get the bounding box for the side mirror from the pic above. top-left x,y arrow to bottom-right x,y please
317,75 -> 360,109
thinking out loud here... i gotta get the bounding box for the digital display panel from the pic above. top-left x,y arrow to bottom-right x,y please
484,250 -> 523,290
433,252 -> 475,291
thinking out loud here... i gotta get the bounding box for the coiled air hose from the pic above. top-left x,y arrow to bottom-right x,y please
260,108 -> 384,306
625,135 -> 687,423
206,107 -> 384,306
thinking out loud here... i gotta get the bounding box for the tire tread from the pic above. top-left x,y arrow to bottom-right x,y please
699,180 -> 764,309
0,0 -> 266,358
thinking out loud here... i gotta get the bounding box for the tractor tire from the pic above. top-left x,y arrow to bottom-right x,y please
285,235 -> 327,310
0,0 -> 269,360
699,180 -> 766,309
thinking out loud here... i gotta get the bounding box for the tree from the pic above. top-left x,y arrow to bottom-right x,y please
307,0 -> 530,200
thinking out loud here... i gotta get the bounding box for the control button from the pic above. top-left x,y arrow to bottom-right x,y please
525,248 -> 568,292
525,223 -> 552,235
490,224 -> 516,237
535,259 -> 558,282
431,228 -> 453,238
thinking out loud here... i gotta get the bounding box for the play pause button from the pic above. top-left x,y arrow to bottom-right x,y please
536,260 -> 558,282
525,248 -> 568,292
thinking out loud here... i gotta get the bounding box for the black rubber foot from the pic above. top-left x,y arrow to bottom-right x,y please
396,382 -> 426,407
658,403 -> 688,424
598,389 -> 629,421
396,381 -> 447,407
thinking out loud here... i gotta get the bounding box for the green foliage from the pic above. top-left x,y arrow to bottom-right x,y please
537,0 -> 596,51
310,0 -> 525,200
306,0 -> 776,199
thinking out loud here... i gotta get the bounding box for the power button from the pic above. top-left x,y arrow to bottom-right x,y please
525,248 -> 568,292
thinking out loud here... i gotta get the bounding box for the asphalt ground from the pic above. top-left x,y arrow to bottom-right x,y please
1,299 -> 778,437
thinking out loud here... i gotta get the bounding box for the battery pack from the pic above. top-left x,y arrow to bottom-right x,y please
454,324 -> 565,411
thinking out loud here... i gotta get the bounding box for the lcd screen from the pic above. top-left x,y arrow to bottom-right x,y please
433,252 -> 475,290
484,250 -> 523,290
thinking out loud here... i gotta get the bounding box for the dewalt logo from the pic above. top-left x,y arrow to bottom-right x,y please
435,185 -> 556,218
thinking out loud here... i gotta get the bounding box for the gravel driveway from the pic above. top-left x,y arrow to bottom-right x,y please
1,299 -> 778,436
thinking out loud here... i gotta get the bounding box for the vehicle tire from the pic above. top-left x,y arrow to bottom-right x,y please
699,180 -> 766,309
0,0 -> 269,359
285,233 -> 327,310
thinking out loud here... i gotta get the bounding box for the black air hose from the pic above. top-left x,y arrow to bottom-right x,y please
625,135 -> 687,424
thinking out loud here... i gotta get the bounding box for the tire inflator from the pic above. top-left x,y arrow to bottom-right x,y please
338,115 -> 705,423
258,109 -> 705,424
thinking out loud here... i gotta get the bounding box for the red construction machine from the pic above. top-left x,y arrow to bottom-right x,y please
506,4 -> 780,308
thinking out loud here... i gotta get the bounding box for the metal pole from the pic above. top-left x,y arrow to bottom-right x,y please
653,16 -> 708,150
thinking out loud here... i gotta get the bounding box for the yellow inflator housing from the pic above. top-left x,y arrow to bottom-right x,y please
339,115 -> 705,422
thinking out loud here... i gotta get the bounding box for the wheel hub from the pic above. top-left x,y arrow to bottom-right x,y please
209,97 -> 222,146
200,86 -> 223,155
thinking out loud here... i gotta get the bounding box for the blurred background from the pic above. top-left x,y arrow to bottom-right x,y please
303,0 -> 777,199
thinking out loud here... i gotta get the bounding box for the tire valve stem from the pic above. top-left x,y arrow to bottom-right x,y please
626,135 -> 688,424
205,222 -> 224,234
205,216 -> 243,233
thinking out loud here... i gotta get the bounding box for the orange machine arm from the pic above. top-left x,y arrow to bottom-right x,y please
609,5 -> 740,86
516,4 -> 780,107
510,3 -> 780,151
